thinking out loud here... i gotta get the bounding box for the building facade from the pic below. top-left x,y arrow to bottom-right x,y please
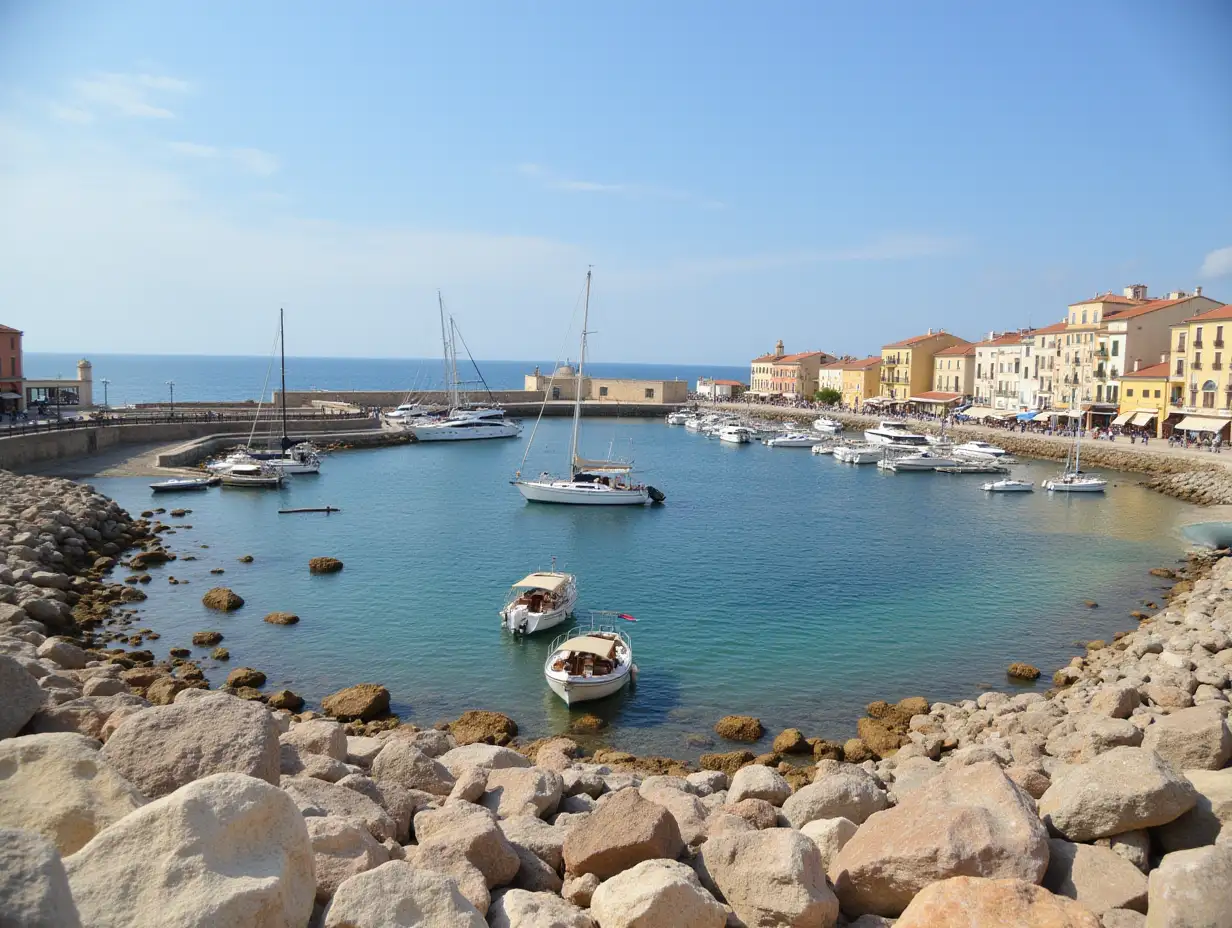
974,331 -> 1033,412
1165,302 -> 1232,439
932,343 -> 975,397
23,360 -> 94,411
1021,322 -> 1066,410
696,378 -> 746,400
1116,361 -> 1169,438
0,324 -> 22,413
841,357 -> 882,409
879,330 -> 967,401
817,361 -> 847,396
524,366 -> 687,404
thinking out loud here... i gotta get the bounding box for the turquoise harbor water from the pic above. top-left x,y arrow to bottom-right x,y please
91,419 -> 1194,758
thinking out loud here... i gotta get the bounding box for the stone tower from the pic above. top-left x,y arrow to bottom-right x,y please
76,359 -> 93,406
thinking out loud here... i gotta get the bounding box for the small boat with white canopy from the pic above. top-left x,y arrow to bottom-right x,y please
544,613 -> 636,705
500,567 -> 577,635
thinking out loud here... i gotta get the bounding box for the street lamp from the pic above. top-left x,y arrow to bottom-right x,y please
166,380 -> 175,418
100,378 -> 111,409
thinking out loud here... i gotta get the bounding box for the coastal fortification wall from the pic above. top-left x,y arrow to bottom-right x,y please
0,416 -> 380,471
277,389 -> 545,408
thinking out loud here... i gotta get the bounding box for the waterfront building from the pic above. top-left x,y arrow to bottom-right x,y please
748,341 -> 835,399
879,330 -> 967,402
524,366 -> 687,404
931,342 -> 976,397
817,360 -> 847,396
0,324 -> 22,414
1116,360 -> 1170,438
1021,321 -> 1067,410
973,331 -> 1034,412
22,360 -> 94,412
1164,299 -> 1232,440
696,378 -> 746,400
840,356 -> 882,408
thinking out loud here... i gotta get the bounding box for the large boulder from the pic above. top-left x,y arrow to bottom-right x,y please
563,788 -> 684,880
832,762 -> 1049,918
697,829 -> 839,928
36,637 -> 88,670
499,815 -> 565,871
894,877 -> 1101,928
448,710 -> 518,746
591,858 -> 725,928
64,772 -> 314,928
0,732 -> 147,855
0,828 -> 82,928
714,715 -> 763,743
322,683 -> 390,722
1141,705 -> 1232,771
281,719 -> 348,761
1156,769 -> 1232,852
782,764 -> 889,828
482,766 -> 563,819
306,815 -> 389,903
1042,839 -> 1148,915
281,776 -> 398,841
413,801 -> 520,889
439,743 -> 532,777
488,889 -> 596,928
1146,844 -> 1232,928
372,740 -> 456,796
321,861 -> 485,927
641,784 -> 709,846
727,764 -> 792,807
100,692 -> 280,798
800,816 -> 858,879
1037,747 -> 1197,841
0,653 -> 46,738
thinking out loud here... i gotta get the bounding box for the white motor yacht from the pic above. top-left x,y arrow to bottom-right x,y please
954,441 -> 1009,460
813,417 -> 843,435
500,570 -> 577,634
718,425 -> 753,444
983,479 -> 1034,492
834,444 -> 883,464
878,449 -> 957,472
683,416 -> 707,432
387,403 -> 432,421
218,462 -> 284,488
411,408 -> 521,441
150,476 -> 219,492
544,617 -> 635,705
811,442 -> 837,455
665,411 -> 690,426
864,420 -> 930,447
766,432 -> 820,448
206,450 -> 259,474
265,444 -> 321,474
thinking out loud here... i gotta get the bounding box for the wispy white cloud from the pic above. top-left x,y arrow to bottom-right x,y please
68,72 -> 191,119
168,141 -> 280,176
1201,245 -> 1232,278
517,162 -> 725,209
48,103 -> 94,125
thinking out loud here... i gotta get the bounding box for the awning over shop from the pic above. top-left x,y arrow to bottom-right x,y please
1016,411 -> 1037,420
1112,411 -> 1134,426
1174,416 -> 1230,434
1131,411 -> 1157,427
959,406 -> 997,419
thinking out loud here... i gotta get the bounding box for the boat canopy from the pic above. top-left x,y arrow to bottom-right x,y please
556,635 -> 616,659
573,456 -> 634,473
513,572 -> 571,592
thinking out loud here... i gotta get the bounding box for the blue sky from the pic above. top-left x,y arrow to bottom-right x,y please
1,1 -> 1229,364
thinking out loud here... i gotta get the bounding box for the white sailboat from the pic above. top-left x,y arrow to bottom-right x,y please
513,270 -> 665,505
1043,395 -> 1107,493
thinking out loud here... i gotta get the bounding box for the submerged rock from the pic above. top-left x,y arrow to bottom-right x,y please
309,556 -> 344,574
448,709 -> 519,746
201,587 -> 244,611
1007,662 -> 1041,680
713,715 -> 764,743
264,611 -> 300,625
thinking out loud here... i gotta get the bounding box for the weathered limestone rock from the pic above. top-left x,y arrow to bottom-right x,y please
563,788 -> 684,880
346,734 -> 385,768
699,749 -> 755,777
499,814 -> 565,871
439,743 -> 533,776
686,770 -> 729,796
190,630 -> 222,646
0,827 -> 82,928
773,727 -> 810,754
591,858 -> 725,928
714,715 -> 764,743
281,776 -> 398,841
100,692 -> 280,798
322,683 -> 390,721
322,861 -> 485,927
563,871 -> 601,908
449,765 -> 488,802
509,842 -> 563,893
1042,838 -> 1148,915
372,740 -> 456,796
267,689 -> 303,712
488,889 -> 596,928
1102,910 -> 1146,928
36,637 -> 88,670
0,653 -> 46,737
641,783 -> 709,846
1038,747 -> 1197,841
727,763 -> 792,806
721,797 -> 779,831
1007,662 -> 1042,680
309,556 -> 344,574
1146,844 -> 1232,928
306,815 -> 389,903
697,829 -> 839,928
448,709 -> 518,746
894,877 -> 1101,928
1091,683 -> 1142,719
832,763 -> 1050,918
225,666 -> 266,688
335,775 -> 422,844
1156,768 -> 1232,852
413,801 -> 521,889
0,733 -> 147,855
264,611 -> 300,625
201,586 -> 244,611
64,772 -> 314,928
279,743 -> 350,782
481,765 -> 563,819
1093,830 -> 1151,873
781,763 -> 889,828
1046,715 -> 1143,764
281,718 -> 348,760
1141,705 -> 1232,771
800,816 -> 857,879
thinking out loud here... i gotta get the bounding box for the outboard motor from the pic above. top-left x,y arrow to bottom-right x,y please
647,486 -> 666,503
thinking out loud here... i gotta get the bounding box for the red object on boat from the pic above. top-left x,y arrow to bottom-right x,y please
617,613 -> 637,622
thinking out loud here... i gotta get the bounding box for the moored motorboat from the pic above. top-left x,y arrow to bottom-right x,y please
877,449 -> 957,472
982,478 -> 1034,492
218,462 -> 284,488
500,569 -> 577,634
665,411 -> 690,426
954,441 -> 1009,460
864,420 -> 930,447
411,408 -> 521,441
766,432 -> 820,448
718,425 -> 753,445
544,616 -> 635,705
149,476 -> 219,492
811,442 -> 837,455
834,444 -> 882,464
813,417 -> 843,435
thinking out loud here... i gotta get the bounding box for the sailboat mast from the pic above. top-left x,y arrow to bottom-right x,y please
438,291 -> 450,409
279,307 -> 289,449
449,316 -> 462,409
568,269 -> 591,476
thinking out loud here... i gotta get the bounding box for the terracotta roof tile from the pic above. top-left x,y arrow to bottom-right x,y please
935,343 -> 977,357
0,323 -> 22,334
775,351 -> 830,364
1182,301 -> 1231,322
1067,292 -> 1144,307
844,356 -> 882,370
1121,361 -> 1171,379
883,332 -> 963,349
1029,321 -> 1069,336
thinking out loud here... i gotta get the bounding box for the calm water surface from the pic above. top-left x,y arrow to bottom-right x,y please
91,419 -> 1194,758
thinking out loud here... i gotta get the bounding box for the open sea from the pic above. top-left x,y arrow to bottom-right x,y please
87,417 -> 1196,759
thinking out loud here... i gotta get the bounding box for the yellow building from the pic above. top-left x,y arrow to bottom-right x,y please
1165,301 -> 1232,439
880,330 -> 967,401
524,366 -> 687,404
841,357 -> 882,408
932,343 -> 976,397
1115,361 -> 1169,438
748,341 -> 834,398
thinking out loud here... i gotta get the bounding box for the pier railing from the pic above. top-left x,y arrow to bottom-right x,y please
0,408 -> 368,439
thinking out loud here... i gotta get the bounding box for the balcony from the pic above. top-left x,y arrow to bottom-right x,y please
1193,362 -> 1204,370
1095,349 -> 1108,358
1194,340 -> 1204,349
1215,362 -> 1224,371
1216,340 -> 1225,348
1094,369 -> 1107,380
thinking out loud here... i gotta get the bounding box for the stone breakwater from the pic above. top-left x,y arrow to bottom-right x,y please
708,403 -> 1232,506
3,469 -> 1232,925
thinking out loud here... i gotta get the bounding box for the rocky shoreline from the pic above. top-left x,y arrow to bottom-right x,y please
4,468 -> 1232,925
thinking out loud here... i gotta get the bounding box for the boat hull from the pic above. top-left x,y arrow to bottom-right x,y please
501,587 -> 578,634
150,478 -> 217,492
1043,481 -> 1106,493
516,480 -> 649,505
983,481 -> 1034,492
219,475 -> 283,488
266,460 -> 320,474
411,423 -> 520,441
546,669 -> 632,705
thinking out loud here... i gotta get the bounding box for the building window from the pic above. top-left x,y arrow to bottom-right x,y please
1178,334 -> 1187,351
551,387 -> 561,400
1126,388 -> 1134,397
1176,359 -> 1185,376
1081,310 -> 1088,324
1154,390 -> 1161,398
644,388 -> 654,399
1111,341 -> 1119,357
1219,326 -> 1226,346
1197,327 -> 1205,346
598,386 -> 608,397
1203,380 -> 1217,408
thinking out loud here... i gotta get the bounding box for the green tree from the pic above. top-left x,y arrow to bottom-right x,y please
815,387 -> 841,405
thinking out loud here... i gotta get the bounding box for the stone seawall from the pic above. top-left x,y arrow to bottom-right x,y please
706,404 -> 1232,507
